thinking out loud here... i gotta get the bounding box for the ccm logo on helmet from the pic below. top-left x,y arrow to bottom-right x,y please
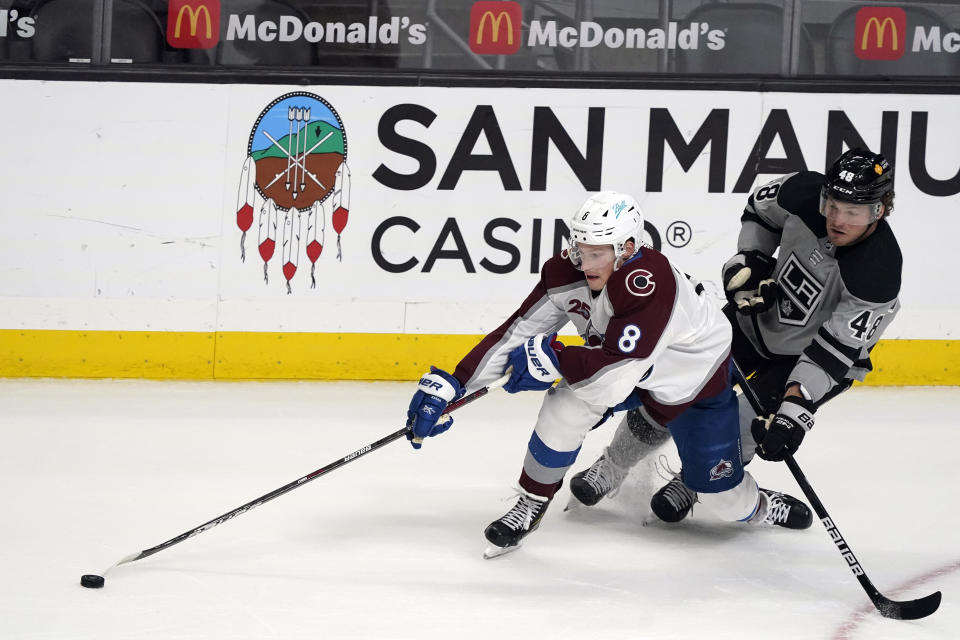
625,268 -> 656,296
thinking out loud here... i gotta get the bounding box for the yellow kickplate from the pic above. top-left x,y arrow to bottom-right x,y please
0,330 -> 955,384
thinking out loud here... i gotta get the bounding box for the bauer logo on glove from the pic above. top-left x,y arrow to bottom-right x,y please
503,333 -> 564,393
525,335 -> 561,381
751,395 -> 816,461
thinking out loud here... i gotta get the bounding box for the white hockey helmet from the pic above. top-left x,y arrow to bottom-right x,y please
567,191 -> 645,269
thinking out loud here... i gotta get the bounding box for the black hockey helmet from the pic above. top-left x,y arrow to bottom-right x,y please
821,148 -> 893,222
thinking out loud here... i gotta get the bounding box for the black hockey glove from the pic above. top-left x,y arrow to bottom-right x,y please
751,396 -> 816,461
722,251 -> 778,315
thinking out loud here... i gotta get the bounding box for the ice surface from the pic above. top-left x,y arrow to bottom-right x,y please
0,380 -> 956,639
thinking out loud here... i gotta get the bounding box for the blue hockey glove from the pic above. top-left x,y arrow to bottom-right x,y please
751,396 -> 815,461
722,251 -> 778,315
503,333 -> 564,394
406,366 -> 464,450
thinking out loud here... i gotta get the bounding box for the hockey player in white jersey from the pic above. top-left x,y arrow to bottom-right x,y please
569,148 -> 902,523
404,192 -> 812,557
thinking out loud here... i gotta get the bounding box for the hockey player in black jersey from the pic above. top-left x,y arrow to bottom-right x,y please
570,147 -> 902,523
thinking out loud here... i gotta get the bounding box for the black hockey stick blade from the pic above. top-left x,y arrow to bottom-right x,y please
872,589 -> 941,620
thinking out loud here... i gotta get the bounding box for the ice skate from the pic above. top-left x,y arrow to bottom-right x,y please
483,490 -> 551,559
650,474 -> 698,523
750,488 -> 813,529
649,457 -> 698,523
568,450 -> 628,508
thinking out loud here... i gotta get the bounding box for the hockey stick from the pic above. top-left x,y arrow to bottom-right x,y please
731,357 -> 941,620
99,370 -> 512,576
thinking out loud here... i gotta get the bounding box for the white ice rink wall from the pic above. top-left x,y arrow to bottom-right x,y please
0,79 -> 957,382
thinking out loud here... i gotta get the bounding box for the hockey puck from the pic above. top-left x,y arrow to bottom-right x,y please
80,574 -> 105,589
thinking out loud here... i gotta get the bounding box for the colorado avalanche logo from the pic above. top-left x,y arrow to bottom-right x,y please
709,459 -> 734,481
236,92 -> 351,293
625,268 -> 656,297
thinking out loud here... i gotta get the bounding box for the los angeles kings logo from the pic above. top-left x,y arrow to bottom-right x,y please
777,253 -> 824,326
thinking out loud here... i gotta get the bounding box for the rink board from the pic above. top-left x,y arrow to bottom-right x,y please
1,80 -> 958,382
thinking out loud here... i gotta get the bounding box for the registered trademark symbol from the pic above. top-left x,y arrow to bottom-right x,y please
666,221 -> 692,248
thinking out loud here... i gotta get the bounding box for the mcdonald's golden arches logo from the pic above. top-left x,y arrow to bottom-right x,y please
854,7 -> 906,60
167,0 -> 220,49
469,1 -> 522,55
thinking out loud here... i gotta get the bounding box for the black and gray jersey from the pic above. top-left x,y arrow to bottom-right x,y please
733,171 -> 902,403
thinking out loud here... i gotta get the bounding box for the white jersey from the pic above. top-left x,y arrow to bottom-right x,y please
453,247 -> 731,424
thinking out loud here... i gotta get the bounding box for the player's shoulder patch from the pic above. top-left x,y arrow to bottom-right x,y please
837,220 -> 902,302
541,252 -> 585,290
778,171 -> 827,237
605,248 -> 677,313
